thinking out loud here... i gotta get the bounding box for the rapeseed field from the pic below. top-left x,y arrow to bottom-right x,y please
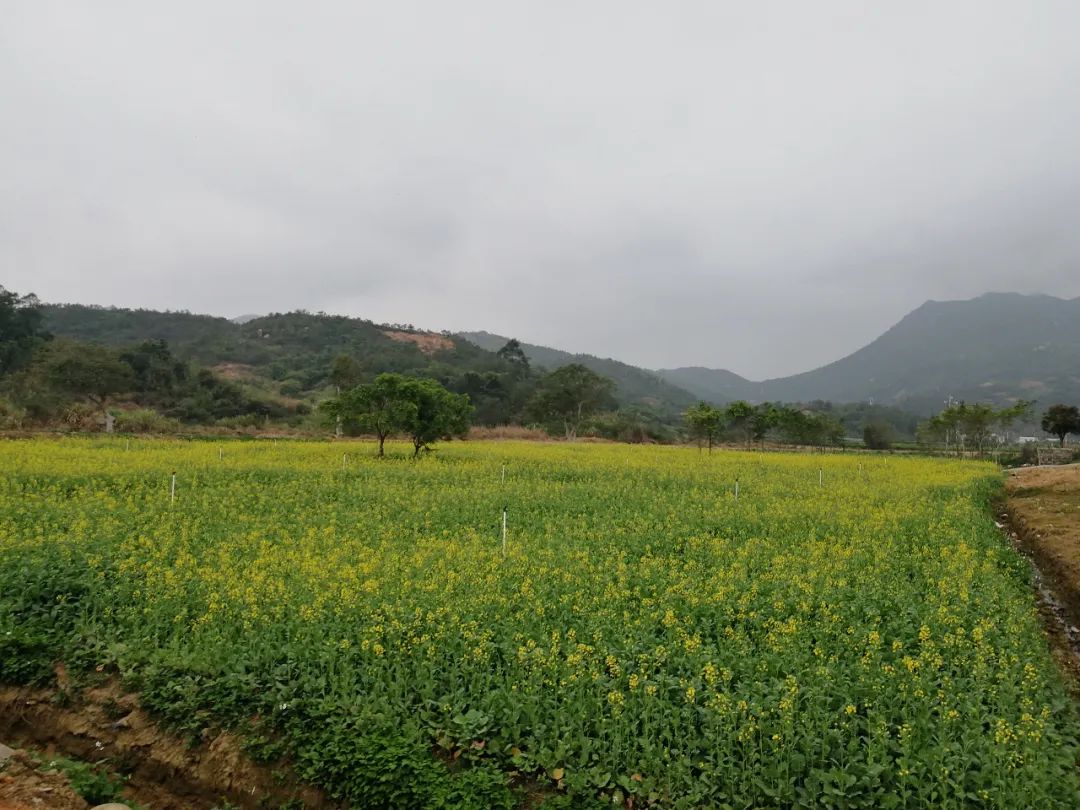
1,438 -> 1077,808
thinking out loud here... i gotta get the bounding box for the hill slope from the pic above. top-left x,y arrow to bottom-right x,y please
658,293 -> 1080,412
40,305 -> 697,417
460,331 -> 698,413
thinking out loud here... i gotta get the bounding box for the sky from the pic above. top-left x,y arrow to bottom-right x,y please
3,2 -> 1080,379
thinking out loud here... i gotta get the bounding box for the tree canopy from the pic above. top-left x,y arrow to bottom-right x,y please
0,286 -> 50,377
321,373 -> 472,456
528,364 -> 616,440
1041,404 -> 1080,447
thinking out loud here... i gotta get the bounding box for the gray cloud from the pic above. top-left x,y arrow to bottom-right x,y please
3,1 -> 1079,377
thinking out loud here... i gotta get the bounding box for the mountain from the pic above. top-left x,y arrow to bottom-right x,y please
658,293 -> 1080,413
651,366 -> 752,403
39,305 -> 697,419
459,331 -> 698,413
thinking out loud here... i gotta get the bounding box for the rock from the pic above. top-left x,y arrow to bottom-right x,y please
0,742 -> 14,762
90,804 -> 132,810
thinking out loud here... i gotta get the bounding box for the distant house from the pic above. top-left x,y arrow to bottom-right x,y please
1017,436 -> 1039,444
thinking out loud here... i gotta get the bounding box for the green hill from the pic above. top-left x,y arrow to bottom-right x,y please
459,330 -> 698,415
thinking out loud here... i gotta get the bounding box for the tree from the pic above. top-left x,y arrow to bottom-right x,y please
328,354 -> 365,436
41,341 -> 134,432
748,403 -> 780,447
724,400 -> 756,446
496,339 -> 531,378
1041,404 -> 1080,447
329,354 -> 363,392
685,402 -> 725,452
862,422 -> 892,451
528,364 -> 615,440
0,286 -> 50,377
397,377 -> 473,457
320,373 -> 416,457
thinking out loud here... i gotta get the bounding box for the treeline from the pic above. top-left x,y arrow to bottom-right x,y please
913,400 -> 1080,455
0,288 -> 303,431
4,285 -> 939,447
684,401 -> 848,451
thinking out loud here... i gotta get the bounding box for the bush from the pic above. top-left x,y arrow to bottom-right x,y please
0,398 -> 25,429
114,408 -> 181,434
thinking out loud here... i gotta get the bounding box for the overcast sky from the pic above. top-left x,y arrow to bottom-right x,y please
3,2 -> 1079,378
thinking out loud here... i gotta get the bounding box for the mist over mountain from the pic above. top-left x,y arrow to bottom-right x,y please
658,293 -> 1080,413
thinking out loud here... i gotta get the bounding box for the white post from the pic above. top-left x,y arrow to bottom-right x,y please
819,468 -> 823,487
170,472 -> 176,505
734,477 -> 739,501
219,447 -> 223,461
342,452 -> 347,471
501,464 -> 506,484
501,506 -> 508,558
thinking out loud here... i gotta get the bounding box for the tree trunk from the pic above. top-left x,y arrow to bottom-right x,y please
377,433 -> 386,458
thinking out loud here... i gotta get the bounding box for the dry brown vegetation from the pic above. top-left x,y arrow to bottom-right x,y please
380,330 -> 455,354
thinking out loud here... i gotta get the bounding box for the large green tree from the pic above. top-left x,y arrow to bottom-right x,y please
41,341 -> 134,431
528,364 -> 615,440
321,373 -> 416,457
398,377 -> 473,457
685,402 -> 725,452
0,287 -> 50,377
1041,404 -> 1080,447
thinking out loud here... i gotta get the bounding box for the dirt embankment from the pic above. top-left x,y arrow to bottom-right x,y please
0,749 -> 88,810
0,679 -> 336,810
1004,464 -> 1080,687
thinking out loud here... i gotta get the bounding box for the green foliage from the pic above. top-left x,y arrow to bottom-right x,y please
321,374 -> 472,456
1041,403 -> 1080,447
862,422 -> 893,450
38,755 -> 126,805
0,285 -> 50,376
919,400 -> 1038,454
40,340 -> 134,414
684,402 -> 725,451
397,377 -> 473,457
4,440 -> 1080,807
528,364 -> 616,440
114,408 -> 183,434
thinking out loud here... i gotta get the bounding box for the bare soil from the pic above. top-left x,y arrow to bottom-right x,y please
380,330 -> 455,354
0,679 -> 336,809
1004,464 -> 1080,689
0,750 -> 88,810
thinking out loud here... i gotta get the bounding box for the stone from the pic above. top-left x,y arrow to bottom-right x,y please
0,742 -> 15,762
90,804 -> 132,810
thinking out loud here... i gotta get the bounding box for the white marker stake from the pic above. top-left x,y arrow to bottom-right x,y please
219,447 -> 223,461
819,468 -> 823,487
734,477 -> 740,502
501,506 -> 508,558
343,452 -> 347,471
501,464 -> 506,484
170,472 -> 176,505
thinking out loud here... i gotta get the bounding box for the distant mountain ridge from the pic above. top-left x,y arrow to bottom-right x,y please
658,293 -> 1080,412
37,292 -> 1080,418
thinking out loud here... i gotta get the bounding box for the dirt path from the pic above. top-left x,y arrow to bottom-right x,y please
1005,464 -> 1080,687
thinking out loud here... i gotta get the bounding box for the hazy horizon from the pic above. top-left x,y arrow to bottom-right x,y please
4,2 -> 1080,377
